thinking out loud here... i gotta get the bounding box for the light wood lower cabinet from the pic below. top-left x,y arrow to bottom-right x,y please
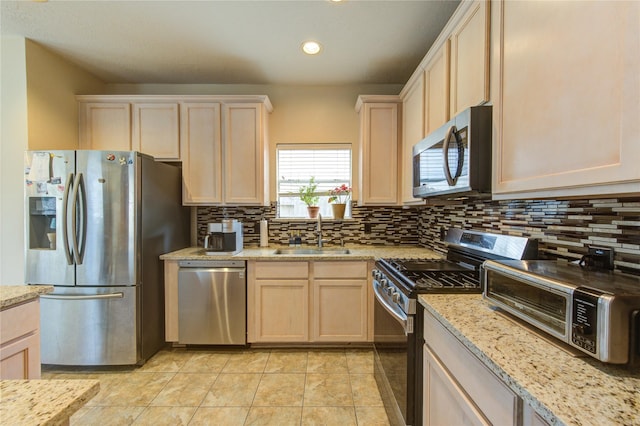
164,260 -> 180,342
423,309 -> 521,425
248,260 -> 371,343
0,299 -> 42,379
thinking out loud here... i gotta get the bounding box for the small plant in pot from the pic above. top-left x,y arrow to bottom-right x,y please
299,177 -> 320,218
328,184 -> 351,219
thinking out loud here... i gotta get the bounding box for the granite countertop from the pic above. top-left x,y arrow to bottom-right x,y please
0,285 -> 54,310
161,244 -> 441,261
0,379 -> 99,425
418,294 -> 640,426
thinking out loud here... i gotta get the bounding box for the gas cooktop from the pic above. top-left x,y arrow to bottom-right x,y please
377,258 -> 481,293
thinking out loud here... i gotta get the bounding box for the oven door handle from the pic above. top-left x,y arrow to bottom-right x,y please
374,282 -> 414,335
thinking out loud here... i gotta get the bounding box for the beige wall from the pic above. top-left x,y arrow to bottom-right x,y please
1,36 -> 29,285
107,83 -> 402,199
0,38 -> 105,285
26,40 -> 106,150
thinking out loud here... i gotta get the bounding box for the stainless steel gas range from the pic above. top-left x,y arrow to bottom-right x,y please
372,228 -> 538,426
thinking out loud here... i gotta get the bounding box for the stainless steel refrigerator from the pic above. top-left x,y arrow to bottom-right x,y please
24,150 -> 189,366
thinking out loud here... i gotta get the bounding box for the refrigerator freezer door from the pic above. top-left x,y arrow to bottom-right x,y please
75,151 -> 138,286
25,151 -> 75,286
40,286 -> 138,365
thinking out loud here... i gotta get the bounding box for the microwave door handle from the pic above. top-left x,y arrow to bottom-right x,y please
442,125 -> 464,185
62,172 -> 74,265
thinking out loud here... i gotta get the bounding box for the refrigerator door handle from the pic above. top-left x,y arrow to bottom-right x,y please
62,172 -> 74,265
41,292 -> 124,301
71,173 -> 87,265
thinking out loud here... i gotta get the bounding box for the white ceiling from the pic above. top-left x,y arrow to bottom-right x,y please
0,0 -> 460,85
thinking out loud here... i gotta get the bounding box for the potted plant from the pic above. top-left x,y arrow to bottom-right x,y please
299,176 -> 320,218
328,183 -> 351,219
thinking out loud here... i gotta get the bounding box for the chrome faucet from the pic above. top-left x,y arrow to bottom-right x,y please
316,213 -> 324,247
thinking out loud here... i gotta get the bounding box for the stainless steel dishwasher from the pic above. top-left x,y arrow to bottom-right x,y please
177,260 -> 246,345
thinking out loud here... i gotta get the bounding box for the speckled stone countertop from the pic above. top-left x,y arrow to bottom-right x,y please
0,285 -> 53,310
419,294 -> 640,426
160,244 -> 440,261
0,379 -> 99,425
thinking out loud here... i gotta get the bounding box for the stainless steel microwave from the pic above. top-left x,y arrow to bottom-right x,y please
413,105 -> 492,198
482,259 -> 640,365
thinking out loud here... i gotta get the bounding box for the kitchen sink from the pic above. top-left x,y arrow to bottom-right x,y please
273,247 -> 351,255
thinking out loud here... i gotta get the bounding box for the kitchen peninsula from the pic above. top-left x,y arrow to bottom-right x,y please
419,294 -> 640,426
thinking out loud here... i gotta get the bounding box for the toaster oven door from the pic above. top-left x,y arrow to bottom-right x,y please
484,268 -> 570,341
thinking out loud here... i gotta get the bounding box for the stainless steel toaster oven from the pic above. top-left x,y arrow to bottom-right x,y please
482,260 -> 640,365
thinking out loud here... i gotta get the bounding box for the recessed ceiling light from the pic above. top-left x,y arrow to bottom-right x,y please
302,41 -> 322,55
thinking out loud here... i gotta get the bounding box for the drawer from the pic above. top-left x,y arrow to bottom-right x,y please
424,310 -> 521,425
255,261 -> 308,279
1,299 -> 40,344
313,261 -> 368,279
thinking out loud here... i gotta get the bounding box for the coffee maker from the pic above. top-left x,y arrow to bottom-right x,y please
204,219 -> 243,254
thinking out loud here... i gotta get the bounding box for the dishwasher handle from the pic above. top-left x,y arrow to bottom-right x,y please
178,260 -> 245,268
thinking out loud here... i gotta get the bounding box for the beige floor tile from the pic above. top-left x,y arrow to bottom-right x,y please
221,351 -> 270,373
244,406 -> 302,426
189,407 -> 249,425
70,406 -> 145,426
252,373 -> 305,406
350,374 -> 384,406
96,372 -> 175,406
132,406 -> 196,425
304,374 -> 353,406
201,373 -> 262,406
301,406 -> 358,426
264,350 -> 308,373
135,349 -> 193,373
149,372 -> 217,407
346,350 -> 375,374
354,406 -> 391,425
306,350 -> 348,374
179,351 -> 231,373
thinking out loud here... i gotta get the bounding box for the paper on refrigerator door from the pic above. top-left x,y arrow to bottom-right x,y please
28,152 -> 52,182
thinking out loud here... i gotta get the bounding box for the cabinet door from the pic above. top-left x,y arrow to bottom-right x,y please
222,103 -> 268,205
424,346 -> 489,426
132,103 -> 180,160
449,0 -> 489,117
401,75 -> 425,204
424,43 -> 450,134
180,102 -> 222,205
312,279 -> 368,342
249,279 -> 309,343
492,1 -> 640,198
79,102 -> 131,151
359,102 -> 400,205
0,299 -> 41,379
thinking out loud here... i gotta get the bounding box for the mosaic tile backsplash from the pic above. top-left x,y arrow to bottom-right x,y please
196,197 -> 640,274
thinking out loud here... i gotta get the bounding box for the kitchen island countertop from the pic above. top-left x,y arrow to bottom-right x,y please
419,294 -> 640,426
161,244 -> 440,261
0,285 -> 53,310
0,379 -> 99,425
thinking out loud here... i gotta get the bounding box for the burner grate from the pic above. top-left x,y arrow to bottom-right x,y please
378,257 -> 481,293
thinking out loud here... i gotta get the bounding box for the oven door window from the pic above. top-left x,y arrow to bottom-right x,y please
414,126 -> 469,193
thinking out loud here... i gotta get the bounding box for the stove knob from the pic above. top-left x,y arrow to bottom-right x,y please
386,286 -> 393,296
380,278 -> 388,288
392,292 -> 401,303
372,270 -> 380,280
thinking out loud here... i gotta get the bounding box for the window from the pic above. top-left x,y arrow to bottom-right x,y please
277,144 -> 352,218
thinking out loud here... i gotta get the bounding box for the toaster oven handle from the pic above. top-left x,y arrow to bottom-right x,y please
442,125 -> 464,186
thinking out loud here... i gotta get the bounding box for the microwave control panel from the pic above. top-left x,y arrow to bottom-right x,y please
571,288 -> 601,354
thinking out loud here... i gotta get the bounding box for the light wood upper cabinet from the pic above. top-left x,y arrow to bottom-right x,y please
356,95 -> 402,206
400,75 -> 425,205
491,0 -> 640,199
424,42 -> 450,135
449,0 -> 489,118
180,102 -> 223,205
79,101 -> 131,151
132,102 -> 180,161
222,103 -> 270,205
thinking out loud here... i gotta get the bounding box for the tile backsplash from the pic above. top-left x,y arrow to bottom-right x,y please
196,197 -> 639,274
